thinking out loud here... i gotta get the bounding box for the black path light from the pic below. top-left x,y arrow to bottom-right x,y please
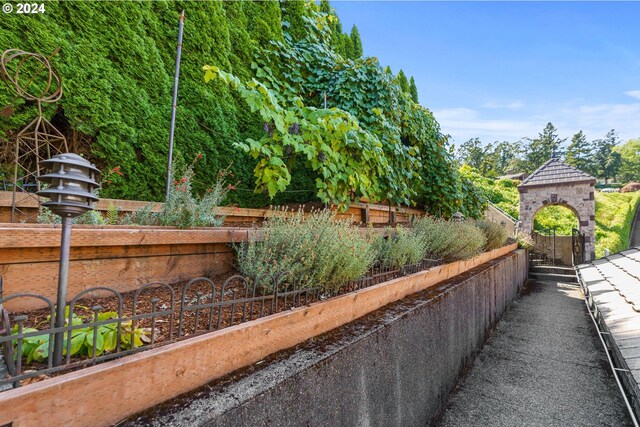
37,153 -> 100,366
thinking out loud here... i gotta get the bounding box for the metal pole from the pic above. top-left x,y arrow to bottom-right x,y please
552,229 -> 556,266
53,216 -> 72,366
165,10 -> 185,200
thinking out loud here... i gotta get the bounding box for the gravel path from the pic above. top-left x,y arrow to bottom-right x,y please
435,279 -> 632,427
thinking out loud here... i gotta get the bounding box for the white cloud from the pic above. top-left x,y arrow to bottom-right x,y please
482,100 -> 524,110
433,108 -> 542,144
436,100 -> 640,146
625,90 -> 640,100
564,102 -> 640,140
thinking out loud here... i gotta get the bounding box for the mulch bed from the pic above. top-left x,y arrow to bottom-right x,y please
5,269 -> 322,386
3,261 -> 419,386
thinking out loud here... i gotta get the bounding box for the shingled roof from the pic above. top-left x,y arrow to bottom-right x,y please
519,157 -> 596,187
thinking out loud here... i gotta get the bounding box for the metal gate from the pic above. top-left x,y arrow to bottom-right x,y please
572,228 -> 585,265
530,228 -> 557,266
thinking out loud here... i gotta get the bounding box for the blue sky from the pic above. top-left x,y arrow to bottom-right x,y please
331,1 -> 640,148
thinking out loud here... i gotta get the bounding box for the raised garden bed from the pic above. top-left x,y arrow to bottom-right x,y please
0,190 -> 423,225
1,257 -> 434,387
0,242 -> 517,427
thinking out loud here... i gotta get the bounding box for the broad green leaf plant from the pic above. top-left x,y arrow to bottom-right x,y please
12,306 -> 149,363
204,9 -> 464,216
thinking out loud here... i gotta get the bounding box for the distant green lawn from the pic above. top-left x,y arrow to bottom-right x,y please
593,192 -> 640,257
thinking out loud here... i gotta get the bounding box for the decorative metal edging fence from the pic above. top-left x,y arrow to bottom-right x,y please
0,258 -> 440,389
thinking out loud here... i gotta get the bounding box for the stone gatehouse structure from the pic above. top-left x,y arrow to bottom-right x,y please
518,158 -> 596,261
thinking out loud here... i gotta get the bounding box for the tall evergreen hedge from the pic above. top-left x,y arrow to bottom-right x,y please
0,1 -> 459,213
0,0 -> 311,205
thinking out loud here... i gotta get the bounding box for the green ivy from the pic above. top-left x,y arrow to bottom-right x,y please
204,10 -> 462,214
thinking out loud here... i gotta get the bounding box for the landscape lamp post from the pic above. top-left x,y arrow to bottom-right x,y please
37,153 -> 100,366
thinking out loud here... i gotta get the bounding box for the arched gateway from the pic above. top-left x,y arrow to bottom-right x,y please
518,158 -> 596,261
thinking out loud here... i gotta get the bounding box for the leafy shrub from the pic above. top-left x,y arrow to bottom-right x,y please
460,165 -> 520,219
515,231 -> 534,250
205,9 -> 460,215
122,203 -> 156,227
236,209 -> 376,293
476,219 -> 508,251
124,158 -> 235,228
373,226 -> 427,269
413,216 -> 486,262
36,183 -> 107,225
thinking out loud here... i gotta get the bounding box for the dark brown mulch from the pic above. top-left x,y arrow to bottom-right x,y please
16,270 -> 316,343
6,258 -> 432,386
7,270 -> 321,385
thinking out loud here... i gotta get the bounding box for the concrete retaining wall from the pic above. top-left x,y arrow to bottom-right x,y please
124,249 -> 528,427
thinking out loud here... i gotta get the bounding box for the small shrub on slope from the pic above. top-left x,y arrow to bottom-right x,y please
476,219 -> 508,251
621,182 -> 640,193
414,217 -> 486,262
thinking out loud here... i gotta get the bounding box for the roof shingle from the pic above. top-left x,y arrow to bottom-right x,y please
519,158 -> 596,187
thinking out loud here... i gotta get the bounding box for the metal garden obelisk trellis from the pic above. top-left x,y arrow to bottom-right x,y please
0,48 -> 69,222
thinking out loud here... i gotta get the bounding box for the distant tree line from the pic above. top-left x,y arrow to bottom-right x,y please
456,122 -> 639,183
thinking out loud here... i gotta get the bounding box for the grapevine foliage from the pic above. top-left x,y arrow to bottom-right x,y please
205,11 -> 464,214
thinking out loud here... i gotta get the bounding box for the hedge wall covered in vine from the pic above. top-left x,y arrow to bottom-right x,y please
0,0 -> 471,216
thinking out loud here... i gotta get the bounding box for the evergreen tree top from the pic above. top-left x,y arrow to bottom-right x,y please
409,76 -> 419,103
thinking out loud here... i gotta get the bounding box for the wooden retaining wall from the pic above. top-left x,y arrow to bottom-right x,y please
0,192 -> 422,311
0,243 -> 519,427
0,225 -> 257,311
0,191 -> 423,225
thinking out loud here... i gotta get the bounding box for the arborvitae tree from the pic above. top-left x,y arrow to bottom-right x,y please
331,18 -> 344,55
223,2 -> 252,80
409,76 -> 418,103
350,25 -> 363,58
397,70 -> 409,93
565,131 -> 595,175
342,33 -> 354,59
280,0 -> 307,41
247,0 -> 284,47
525,122 -> 566,172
